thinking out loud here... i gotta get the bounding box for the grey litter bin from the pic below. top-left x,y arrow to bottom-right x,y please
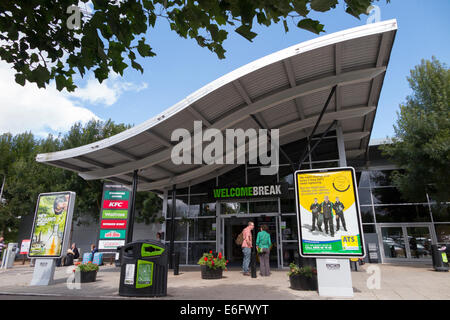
431,244 -> 449,272
119,240 -> 168,297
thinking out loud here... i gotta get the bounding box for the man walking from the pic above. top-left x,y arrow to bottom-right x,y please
310,198 -> 322,232
321,196 -> 335,237
241,221 -> 254,276
334,197 -> 347,232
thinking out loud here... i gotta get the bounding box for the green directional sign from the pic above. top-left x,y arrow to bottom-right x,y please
100,229 -> 126,239
102,209 -> 128,220
104,190 -> 130,200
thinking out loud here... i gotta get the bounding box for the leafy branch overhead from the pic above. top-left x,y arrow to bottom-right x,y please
0,0 -> 389,91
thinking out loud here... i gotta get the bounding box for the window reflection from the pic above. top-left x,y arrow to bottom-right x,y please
189,218 -> 216,241
375,205 -> 431,223
281,216 -> 298,240
221,202 -> 248,215
381,227 -> 406,259
435,224 -> 450,243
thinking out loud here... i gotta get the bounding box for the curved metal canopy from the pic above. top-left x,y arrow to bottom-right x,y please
36,20 -> 397,192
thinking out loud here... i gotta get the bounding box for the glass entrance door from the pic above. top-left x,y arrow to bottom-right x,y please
221,215 -> 280,268
378,224 -> 435,262
406,227 -> 432,260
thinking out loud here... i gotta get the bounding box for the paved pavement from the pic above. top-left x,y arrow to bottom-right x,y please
0,262 -> 448,300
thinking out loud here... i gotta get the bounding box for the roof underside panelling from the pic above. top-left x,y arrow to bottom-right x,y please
34,21 -> 398,191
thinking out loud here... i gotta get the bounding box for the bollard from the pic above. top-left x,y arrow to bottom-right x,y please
173,252 -> 180,275
251,251 -> 257,278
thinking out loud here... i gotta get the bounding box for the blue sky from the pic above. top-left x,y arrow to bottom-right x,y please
1,0 -> 449,139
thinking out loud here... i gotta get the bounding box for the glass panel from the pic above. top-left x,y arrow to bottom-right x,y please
372,187 -> 427,204
282,242 -> 300,267
375,205 -> 431,223
406,227 -> 432,260
221,202 -> 248,215
218,166 -> 246,186
310,137 -> 338,161
246,167 -> 278,185
435,224 -> 450,243
189,178 -> 216,194
189,218 -> 216,241
173,243 -> 188,265
431,204 -> 450,222
370,170 -> 394,187
280,190 -> 295,213
167,196 -> 189,218
188,202 -> 216,217
358,188 -> 372,205
357,171 -> 370,188
311,161 -> 339,169
165,220 -> 187,241
363,224 -> 376,233
187,243 -> 217,265
381,227 -> 407,259
248,200 -> 278,213
281,215 -> 298,241
279,166 -> 294,187
360,206 -> 374,223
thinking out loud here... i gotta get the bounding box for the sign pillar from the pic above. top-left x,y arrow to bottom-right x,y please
126,170 -> 138,244
28,192 -> 76,286
294,168 -> 365,298
98,183 -> 131,251
315,125 -> 354,298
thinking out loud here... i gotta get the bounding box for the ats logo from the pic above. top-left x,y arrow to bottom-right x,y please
342,236 -> 359,250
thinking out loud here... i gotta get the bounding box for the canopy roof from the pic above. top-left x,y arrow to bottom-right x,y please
36,20 -> 397,192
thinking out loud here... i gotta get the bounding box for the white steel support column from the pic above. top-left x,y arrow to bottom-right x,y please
162,189 -> 168,243
336,123 -> 347,167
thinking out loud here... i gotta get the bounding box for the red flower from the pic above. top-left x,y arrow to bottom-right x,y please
204,257 -> 208,261
211,261 -> 215,266
218,252 -> 222,259
209,250 -> 213,254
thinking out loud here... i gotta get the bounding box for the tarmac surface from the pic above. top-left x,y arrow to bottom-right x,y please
0,262 -> 449,300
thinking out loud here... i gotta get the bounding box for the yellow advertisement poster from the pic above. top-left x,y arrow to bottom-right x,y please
294,167 -> 365,258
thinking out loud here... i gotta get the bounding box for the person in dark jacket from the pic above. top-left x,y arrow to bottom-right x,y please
64,243 -> 80,266
321,196 -> 335,237
334,197 -> 347,232
310,198 -> 322,232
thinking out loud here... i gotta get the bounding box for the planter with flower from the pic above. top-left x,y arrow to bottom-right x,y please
73,261 -> 99,283
288,263 -> 318,291
197,251 -> 228,279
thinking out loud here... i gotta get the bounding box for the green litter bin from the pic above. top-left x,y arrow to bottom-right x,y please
119,240 -> 168,297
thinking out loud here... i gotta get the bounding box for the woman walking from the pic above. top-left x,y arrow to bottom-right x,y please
256,225 -> 272,277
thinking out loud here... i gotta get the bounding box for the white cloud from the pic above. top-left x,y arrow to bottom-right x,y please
69,74 -> 148,106
0,62 -> 99,138
0,62 -> 147,138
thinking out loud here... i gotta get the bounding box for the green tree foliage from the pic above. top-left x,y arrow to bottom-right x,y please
381,57 -> 450,203
0,0 -> 389,92
0,120 -> 162,241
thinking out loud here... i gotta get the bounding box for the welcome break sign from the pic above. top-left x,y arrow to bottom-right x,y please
98,184 -> 131,251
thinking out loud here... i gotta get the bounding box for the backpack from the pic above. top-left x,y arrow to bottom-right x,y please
235,231 -> 244,245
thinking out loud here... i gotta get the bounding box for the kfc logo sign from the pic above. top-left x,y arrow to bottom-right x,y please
103,200 -> 129,209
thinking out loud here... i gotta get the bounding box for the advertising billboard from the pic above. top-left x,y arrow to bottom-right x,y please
294,167 -> 365,258
28,192 -> 75,258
